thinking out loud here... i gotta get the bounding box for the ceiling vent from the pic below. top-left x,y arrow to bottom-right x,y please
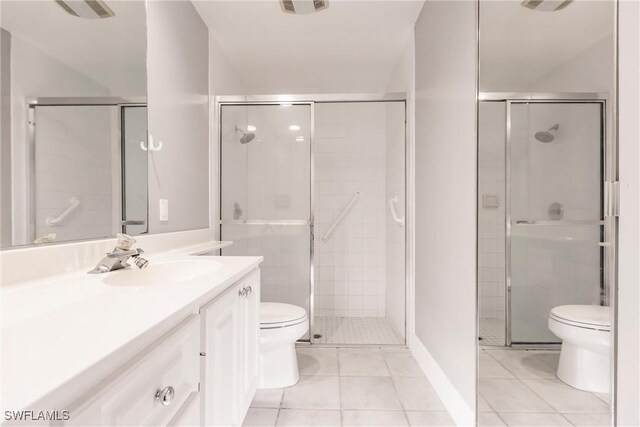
55,0 -> 115,19
521,0 -> 573,12
280,0 -> 329,15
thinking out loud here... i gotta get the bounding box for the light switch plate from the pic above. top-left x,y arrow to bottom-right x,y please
159,199 -> 169,221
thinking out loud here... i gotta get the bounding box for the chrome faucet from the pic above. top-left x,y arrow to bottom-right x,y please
88,234 -> 149,274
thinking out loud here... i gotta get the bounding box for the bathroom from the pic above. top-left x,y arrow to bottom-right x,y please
0,0 -> 638,426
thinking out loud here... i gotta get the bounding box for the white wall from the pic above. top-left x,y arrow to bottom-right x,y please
479,0 -> 614,95
146,0 -> 209,234
314,103 -> 388,318
534,34 -> 614,93
413,2 -> 477,425
1,29 -> 11,247
616,1 -> 640,424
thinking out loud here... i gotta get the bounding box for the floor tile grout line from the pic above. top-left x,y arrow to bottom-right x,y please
558,412 -> 578,426
512,377 -> 565,414
337,347 -> 344,426
493,353 -> 611,414
493,411 -> 510,426
383,355 -> 413,425
488,352 -> 559,381
478,390 -> 501,415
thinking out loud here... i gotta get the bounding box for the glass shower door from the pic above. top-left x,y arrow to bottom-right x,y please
220,104 -> 312,338
509,101 -> 605,344
121,106 -> 149,235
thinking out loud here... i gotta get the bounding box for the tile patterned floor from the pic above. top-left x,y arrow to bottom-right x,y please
244,347 -> 613,426
243,347 -> 453,427
478,349 -> 612,427
313,317 -> 404,345
478,318 -> 505,347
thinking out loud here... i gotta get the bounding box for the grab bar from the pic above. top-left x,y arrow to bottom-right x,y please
219,220 -> 310,226
513,220 -> 605,226
320,192 -> 360,243
388,196 -> 405,226
46,197 -> 80,226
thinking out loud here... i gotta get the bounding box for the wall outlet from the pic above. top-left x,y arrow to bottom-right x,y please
159,199 -> 169,222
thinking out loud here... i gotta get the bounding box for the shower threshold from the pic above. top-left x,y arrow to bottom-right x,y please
313,316 -> 403,345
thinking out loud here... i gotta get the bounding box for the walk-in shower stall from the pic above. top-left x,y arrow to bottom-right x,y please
478,93 -> 613,347
218,95 -> 407,345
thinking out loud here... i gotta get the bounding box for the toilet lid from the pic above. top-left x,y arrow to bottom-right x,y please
260,302 -> 307,328
550,305 -> 611,331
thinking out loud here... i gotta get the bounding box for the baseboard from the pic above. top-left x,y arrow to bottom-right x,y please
410,334 -> 475,426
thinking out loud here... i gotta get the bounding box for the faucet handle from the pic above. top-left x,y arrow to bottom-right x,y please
115,233 -> 136,250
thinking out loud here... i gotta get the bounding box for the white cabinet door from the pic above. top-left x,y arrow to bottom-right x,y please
237,270 -> 260,420
201,284 -> 241,426
167,392 -> 200,427
66,317 -> 200,427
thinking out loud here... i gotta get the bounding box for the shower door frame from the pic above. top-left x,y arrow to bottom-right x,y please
216,93 -> 410,345
479,92 -> 616,349
26,96 -> 148,244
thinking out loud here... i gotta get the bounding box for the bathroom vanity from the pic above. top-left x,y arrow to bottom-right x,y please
1,253 -> 262,427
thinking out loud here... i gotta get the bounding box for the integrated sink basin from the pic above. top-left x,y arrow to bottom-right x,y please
101,259 -> 223,287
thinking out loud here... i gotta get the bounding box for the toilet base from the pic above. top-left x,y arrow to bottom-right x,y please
557,341 -> 610,393
258,341 -> 300,389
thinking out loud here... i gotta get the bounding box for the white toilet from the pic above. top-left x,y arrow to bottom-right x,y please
258,302 -> 308,389
548,304 -> 611,393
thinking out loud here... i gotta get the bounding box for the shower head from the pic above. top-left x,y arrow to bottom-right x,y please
535,124 -> 559,143
235,126 -> 256,144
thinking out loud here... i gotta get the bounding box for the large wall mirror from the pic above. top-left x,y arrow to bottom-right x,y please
0,0 -> 147,248
477,1 -> 616,426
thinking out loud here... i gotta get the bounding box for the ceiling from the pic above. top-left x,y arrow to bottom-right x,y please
480,0 -> 615,91
1,0 -> 147,95
193,0 -> 425,94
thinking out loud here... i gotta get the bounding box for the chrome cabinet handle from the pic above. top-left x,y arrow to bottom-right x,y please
155,386 -> 175,406
239,286 -> 252,298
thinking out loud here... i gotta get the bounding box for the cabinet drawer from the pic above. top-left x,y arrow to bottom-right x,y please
66,317 -> 200,427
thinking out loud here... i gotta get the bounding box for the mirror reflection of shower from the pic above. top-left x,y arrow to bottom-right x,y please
235,125 -> 256,144
535,123 -> 559,142
233,202 -> 243,220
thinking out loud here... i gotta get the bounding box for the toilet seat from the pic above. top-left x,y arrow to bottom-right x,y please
550,305 -> 610,331
260,302 -> 308,329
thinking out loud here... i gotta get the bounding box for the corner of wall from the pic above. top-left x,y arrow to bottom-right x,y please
411,334 -> 475,426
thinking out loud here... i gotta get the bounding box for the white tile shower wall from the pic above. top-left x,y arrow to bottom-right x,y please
314,103 -> 387,318
34,106 -> 117,243
478,102 -> 506,321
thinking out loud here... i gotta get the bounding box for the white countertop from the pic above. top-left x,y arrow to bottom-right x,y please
1,248 -> 261,413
